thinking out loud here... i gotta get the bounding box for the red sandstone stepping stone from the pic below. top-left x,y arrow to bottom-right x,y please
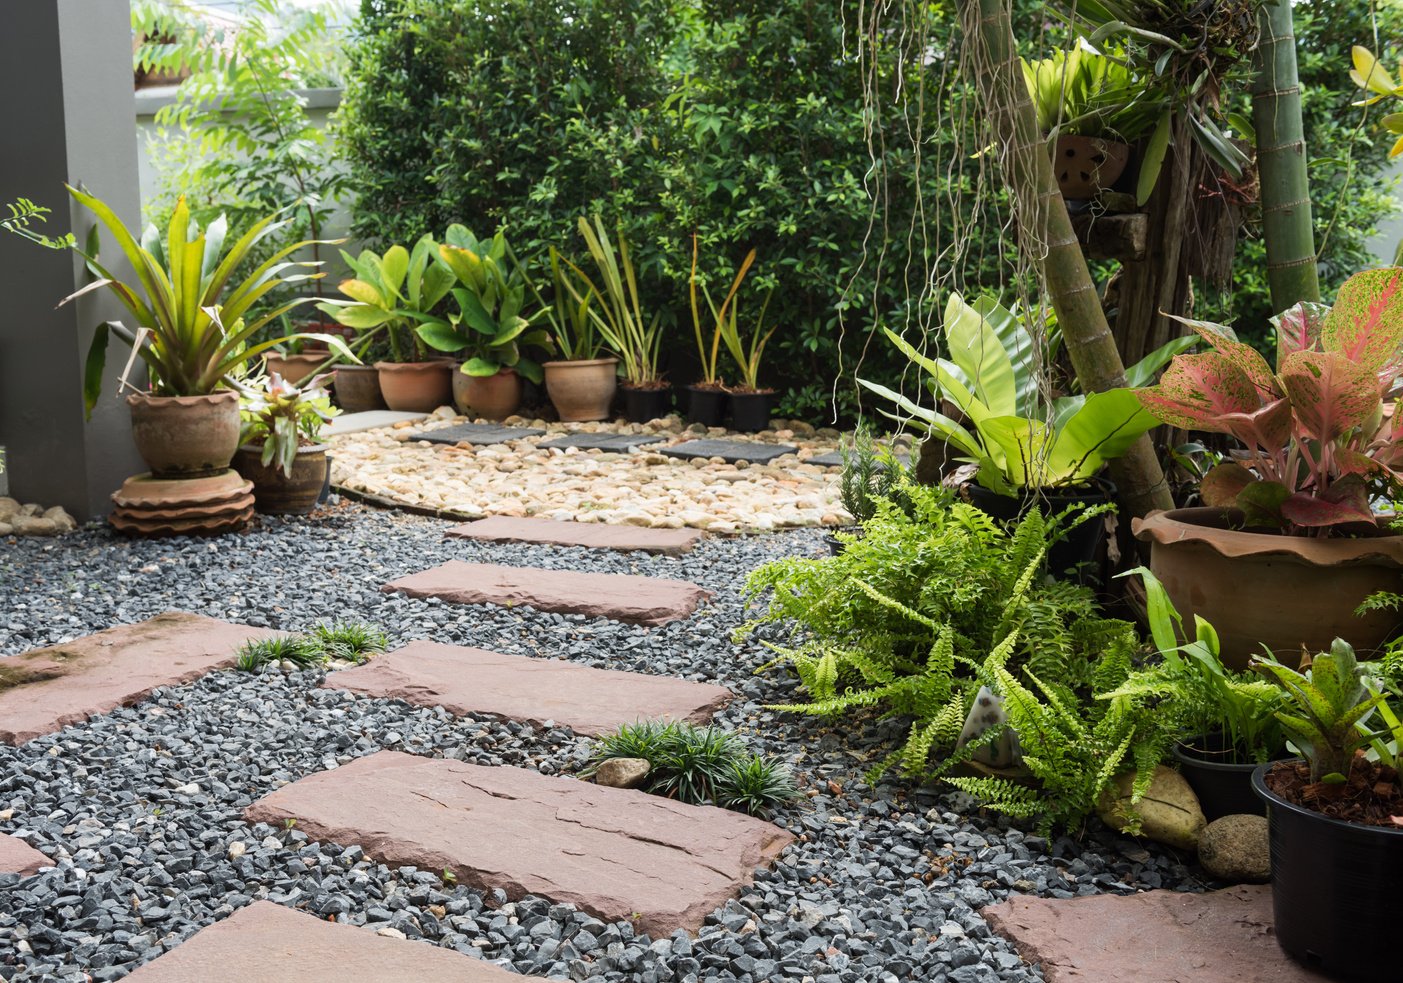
323,640 -> 731,736
123,900 -> 528,982
381,561 -> 711,626
0,613 -> 276,745
0,833 -> 48,878
446,515 -> 703,556
984,885 -> 1330,982
246,751 -> 793,936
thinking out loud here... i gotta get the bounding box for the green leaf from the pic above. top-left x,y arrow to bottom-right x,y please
1137,111 -> 1172,206
83,322 -> 112,420
461,357 -> 499,376
416,321 -> 470,353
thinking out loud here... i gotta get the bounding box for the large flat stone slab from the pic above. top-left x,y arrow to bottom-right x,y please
983,886 -> 1330,983
0,833 -> 48,878
122,900 -> 528,982
325,410 -> 428,436
661,438 -> 796,465
245,752 -> 793,936
445,515 -> 702,555
415,422 -> 546,445
323,640 -> 731,736
539,432 -> 666,452
381,561 -> 710,626
0,613 -> 276,745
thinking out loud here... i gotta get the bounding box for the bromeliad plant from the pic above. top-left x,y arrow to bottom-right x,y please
1022,42 -> 1160,142
859,293 -> 1189,495
316,236 -> 455,363
238,371 -> 338,478
1135,267 -> 1403,534
416,226 -> 554,383
65,188 -> 354,415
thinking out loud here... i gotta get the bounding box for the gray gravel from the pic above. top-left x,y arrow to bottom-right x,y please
0,504 -> 1211,982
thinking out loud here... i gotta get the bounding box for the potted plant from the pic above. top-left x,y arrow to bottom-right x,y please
714,250 -> 778,433
232,371 -> 338,514
859,292 -> 1183,581
1022,42 -> 1158,200
62,188 -> 354,477
317,236 -> 456,413
684,235 -> 732,427
418,226 -> 553,420
1132,267 -> 1403,667
535,248 -> 617,422
1250,640 -> 1402,979
1103,568 -> 1288,819
565,216 -> 669,422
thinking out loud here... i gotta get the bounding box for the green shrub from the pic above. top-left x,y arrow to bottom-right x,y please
310,620 -> 389,664
235,621 -> 390,672
585,721 -> 799,818
234,635 -> 328,672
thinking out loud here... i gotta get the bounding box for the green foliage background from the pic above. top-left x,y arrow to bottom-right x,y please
340,0 -> 1400,415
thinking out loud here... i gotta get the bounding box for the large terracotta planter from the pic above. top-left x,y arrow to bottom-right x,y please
264,351 -> 332,386
232,443 -> 329,515
127,390 -> 241,478
543,358 -> 618,422
452,367 -> 522,421
1053,134 -> 1131,200
332,365 -> 386,412
1133,507 -> 1403,669
374,361 -> 454,413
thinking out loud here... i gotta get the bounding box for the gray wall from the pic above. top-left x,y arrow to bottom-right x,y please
0,0 -> 145,519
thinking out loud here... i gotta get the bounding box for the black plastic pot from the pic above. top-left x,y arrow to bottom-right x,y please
622,385 -> 673,423
961,480 -> 1113,585
686,385 -> 728,427
825,526 -> 863,556
728,390 -> 773,433
1173,735 -> 1270,821
1253,762 -> 1403,980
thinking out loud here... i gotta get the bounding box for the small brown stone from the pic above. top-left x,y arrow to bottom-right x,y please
1198,814 -> 1270,883
594,757 -> 651,789
0,833 -> 49,878
13,516 -> 58,537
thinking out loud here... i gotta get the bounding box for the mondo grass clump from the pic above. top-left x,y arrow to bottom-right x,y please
585,721 -> 799,819
234,620 -> 389,673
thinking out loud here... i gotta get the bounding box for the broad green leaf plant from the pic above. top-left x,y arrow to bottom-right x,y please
63,187 -> 354,416
316,236 -> 455,363
859,293 -> 1187,495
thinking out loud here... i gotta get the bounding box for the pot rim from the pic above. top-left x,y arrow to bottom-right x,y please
1252,760 -> 1403,838
542,357 -> 619,369
1054,133 -> 1131,152
373,361 -> 452,372
1133,506 -> 1403,568
127,390 -> 239,407
961,477 -> 1116,504
1172,739 -> 1269,772
333,363 -> 378,373
238,441 -> 328,458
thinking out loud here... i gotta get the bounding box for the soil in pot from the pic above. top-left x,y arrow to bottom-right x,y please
622,383 -> 673,423
961,481 -> 1113,585
1253,759 -> 1403,980
1053,135 -> 1131,199
453,367 -> 521,421
686,384 -> 728,427
1134,507 -> 1403,669
374,361 -> 454,414
232,443 -> 329,515
127,391 -> 242,478
728,389 -> 774,433
333,365 -> 386,413
1173,733 -> 1282,821
543,358 -> 618,422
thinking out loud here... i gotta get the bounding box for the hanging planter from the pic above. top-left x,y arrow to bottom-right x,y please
1052,135 -> 1131,199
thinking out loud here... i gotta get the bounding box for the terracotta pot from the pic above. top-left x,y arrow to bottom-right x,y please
127,391 -> 241,478
374,361 -> 454,413
1053,134 -> 1131,200
1133,507 -> 1403,669
332,365 -> 386,412
232,443 -> 329,515
452,367 -> 522,421
264,351 -> 332,386
543,358 -> 619,422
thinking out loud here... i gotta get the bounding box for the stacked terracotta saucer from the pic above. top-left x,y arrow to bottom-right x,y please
109,470 -> 255,537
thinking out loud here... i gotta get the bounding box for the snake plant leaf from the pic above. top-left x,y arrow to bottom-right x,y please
1279,350 -> 1381,444
1320,266 -> 1403,375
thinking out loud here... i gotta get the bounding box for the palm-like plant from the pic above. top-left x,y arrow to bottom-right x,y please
562,216 -> 662,386
64,186 -> 352,415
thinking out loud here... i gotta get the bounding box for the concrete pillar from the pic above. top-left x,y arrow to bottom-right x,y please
0,0 -> 144,520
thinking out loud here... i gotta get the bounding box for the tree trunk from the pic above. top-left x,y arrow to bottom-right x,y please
960,0 -> 1173,517
1251,0 -> 1320,311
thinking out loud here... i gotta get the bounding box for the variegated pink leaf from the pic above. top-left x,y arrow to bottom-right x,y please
1279,350 -> 1382,444
1280,476 -> 1375,527
1320,267 -> 1403,373
1273,301 -> 1331,367
1201,462 -> 1257,507
1335,448 -> 1383,476
1136,352 -> 1262,432
1218,397 -> 1293,455
1166,313 -> 1279,398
